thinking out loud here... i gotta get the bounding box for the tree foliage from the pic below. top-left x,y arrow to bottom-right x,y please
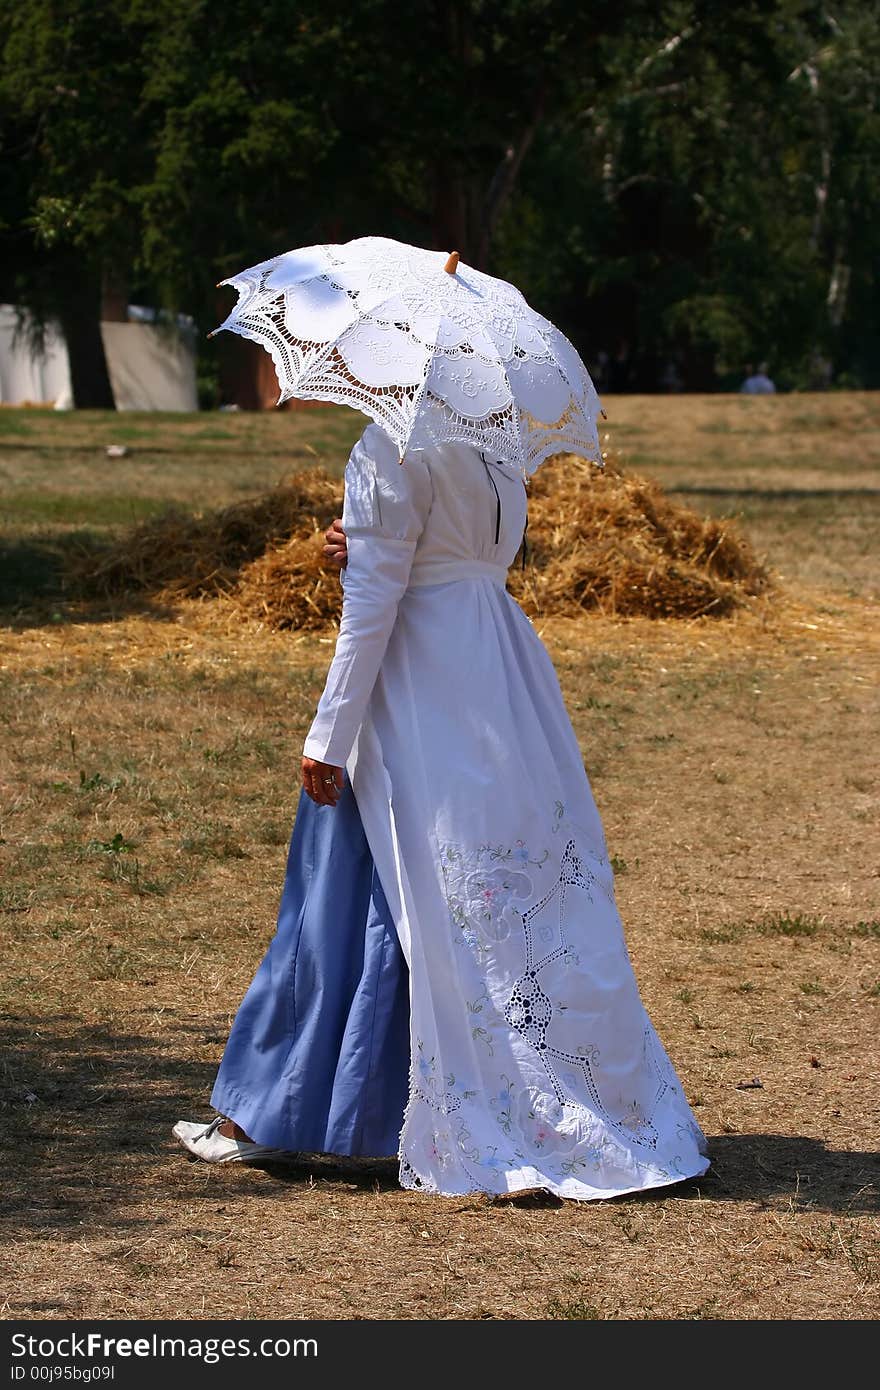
1,0 -> 878,402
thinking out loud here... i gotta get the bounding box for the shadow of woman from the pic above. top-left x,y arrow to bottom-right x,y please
250,1132 -> 878,1213
668,1133 -> 879,1213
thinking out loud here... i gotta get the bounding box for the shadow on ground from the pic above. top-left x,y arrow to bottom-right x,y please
243,1133 -> 880,1216
0,536 -> 178,628
0,1012 -> 220,1238
671,1133 -> 879,1213
667,485 -> 880,500
2,1014 -> 876,1242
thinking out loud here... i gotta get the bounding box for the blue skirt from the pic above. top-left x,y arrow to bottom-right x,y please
210,783 -> 410,1157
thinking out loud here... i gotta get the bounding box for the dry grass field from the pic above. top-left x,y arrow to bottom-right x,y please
1,394 -> 878,1321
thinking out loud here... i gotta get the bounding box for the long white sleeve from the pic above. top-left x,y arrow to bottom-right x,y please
302,423 -> 433,767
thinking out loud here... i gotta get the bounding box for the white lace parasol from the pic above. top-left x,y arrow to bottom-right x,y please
210,236 -> 605,476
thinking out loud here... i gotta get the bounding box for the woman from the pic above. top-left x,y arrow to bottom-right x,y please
175,421 -> 710,1199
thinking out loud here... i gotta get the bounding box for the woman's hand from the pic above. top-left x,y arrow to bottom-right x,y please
323,517 -> 348,569
301,756 -> 344,806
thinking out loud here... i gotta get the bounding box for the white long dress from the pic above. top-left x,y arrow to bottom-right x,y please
303,423 -> 710,1199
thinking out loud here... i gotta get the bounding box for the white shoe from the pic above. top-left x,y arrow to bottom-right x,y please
172,1116 -> 292,1165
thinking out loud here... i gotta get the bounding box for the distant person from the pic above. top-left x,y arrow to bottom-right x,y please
740,363 -> 776,395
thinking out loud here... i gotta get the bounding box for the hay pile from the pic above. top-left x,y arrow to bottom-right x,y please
66,455 -> 769,626
233,530 -> 343,631
65,472 -> 340,598
507,455 -> 769,619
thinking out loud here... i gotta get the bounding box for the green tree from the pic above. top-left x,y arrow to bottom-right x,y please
497,1 -> 880,387
0,1 -> 159,405
140,1 -> 644,306
2,0 -> 878,401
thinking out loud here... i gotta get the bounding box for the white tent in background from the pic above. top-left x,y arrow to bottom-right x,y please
0,305 -> 71,407
0,304 -> 198,410
101,313 -> 198,411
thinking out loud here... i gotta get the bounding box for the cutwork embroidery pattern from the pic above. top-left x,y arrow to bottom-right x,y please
434,817 -> 669,1155
505,839 -> 668,1152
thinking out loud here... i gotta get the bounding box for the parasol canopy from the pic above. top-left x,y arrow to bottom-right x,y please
211,236 -> 605,476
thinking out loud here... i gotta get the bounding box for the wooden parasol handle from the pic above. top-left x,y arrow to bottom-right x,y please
444,251 -> 460,275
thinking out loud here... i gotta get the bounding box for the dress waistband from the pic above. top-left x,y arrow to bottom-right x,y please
407,557 -> 508,588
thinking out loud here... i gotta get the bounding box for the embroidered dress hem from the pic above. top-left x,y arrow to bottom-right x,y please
399,1157 -> 711,1202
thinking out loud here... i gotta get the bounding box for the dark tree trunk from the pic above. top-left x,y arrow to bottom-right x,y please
433,160 -> 470,259
58,275 -> 115,409
475,86 -> 546,271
